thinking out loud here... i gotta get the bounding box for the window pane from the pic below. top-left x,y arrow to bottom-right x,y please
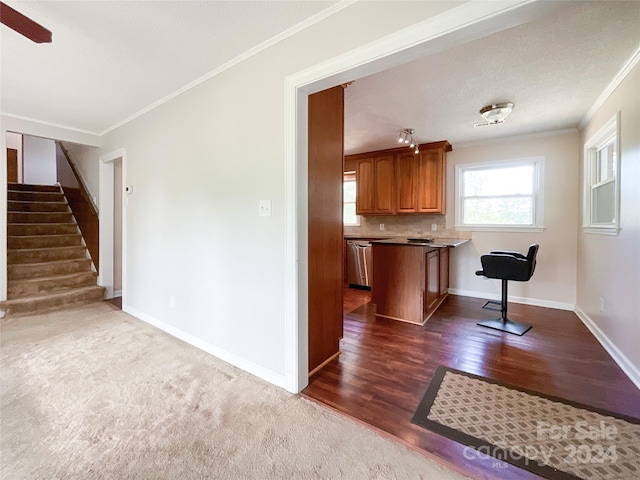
592,182 -> 615,224
463,197 -> 533,225
344,180 -> 356,202
596,142 -> 616,183
344,203 -> 358,225
463,165 -> 534,196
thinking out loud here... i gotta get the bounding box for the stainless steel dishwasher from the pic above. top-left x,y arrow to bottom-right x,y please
347,240 -> 373,288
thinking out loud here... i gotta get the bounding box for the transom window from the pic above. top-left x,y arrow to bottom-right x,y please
583,112 -> 620,235
455,158 -> 544,232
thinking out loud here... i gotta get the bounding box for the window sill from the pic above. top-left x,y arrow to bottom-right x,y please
582,226 -> 619,236
455,225 -> 545,233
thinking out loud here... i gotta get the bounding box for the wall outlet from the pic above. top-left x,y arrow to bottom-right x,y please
170,296 -> 175,308
379,224 -> 385,231
599,297 -> 605,312
431,223 -> 438,231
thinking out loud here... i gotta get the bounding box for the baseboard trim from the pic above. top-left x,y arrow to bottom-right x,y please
574,307 -> 640,390
113,290 -> 122,298
448,289 -> 574,311
309,351 -> 340,377
122,304 -> 287,389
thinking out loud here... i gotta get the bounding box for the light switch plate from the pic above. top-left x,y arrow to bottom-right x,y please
259,200 -> 272,217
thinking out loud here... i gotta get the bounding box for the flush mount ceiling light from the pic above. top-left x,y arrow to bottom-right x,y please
474,102 -> 515,128
397,128 -> 420,154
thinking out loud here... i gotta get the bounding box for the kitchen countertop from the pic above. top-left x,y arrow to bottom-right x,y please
344,235 -> 394,240
370,237 -> 469,248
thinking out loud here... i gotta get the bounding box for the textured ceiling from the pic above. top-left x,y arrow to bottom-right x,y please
0,0 -> 339,134
344,1 -> 640,154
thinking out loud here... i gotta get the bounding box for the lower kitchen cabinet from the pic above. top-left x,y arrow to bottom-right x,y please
425,249 -> 440,315
439,246 -> 449,296
371,243 -> 449,325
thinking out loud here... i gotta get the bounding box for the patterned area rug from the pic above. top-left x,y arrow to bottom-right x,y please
411,366 -> 640,480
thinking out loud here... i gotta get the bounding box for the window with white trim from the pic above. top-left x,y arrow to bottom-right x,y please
343,171 -> 360,226
583,113 -> 620,235
455,157 -> 544,232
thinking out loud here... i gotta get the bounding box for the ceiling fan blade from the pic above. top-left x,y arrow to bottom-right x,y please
0,2 -> 52,43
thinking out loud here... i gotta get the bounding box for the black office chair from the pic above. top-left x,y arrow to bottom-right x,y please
475,244 -> 539,336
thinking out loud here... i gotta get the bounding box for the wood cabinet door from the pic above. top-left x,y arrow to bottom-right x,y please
355,158 -> 375,214
395,152 -> 417,213
439,247 -> 449,296
417,148 -> 445,214
374,155 -> 395,214
425,249 -> 440,315
308,85 -> 344,375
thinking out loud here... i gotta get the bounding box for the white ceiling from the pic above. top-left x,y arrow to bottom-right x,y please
1,1 -> 639,149
0,0 -> 340,134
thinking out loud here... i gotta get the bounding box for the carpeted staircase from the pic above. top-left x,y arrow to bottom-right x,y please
3,183 -> 105,317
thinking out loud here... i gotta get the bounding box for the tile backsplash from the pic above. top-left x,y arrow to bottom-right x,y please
344,214 -> 469,239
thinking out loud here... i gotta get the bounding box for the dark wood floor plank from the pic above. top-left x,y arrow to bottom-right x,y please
303,289 -> 640,479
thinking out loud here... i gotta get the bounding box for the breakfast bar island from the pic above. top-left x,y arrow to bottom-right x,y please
371,238 -> 468,325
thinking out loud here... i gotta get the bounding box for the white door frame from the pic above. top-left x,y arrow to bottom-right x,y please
283,0 -> 557,393
99,148 -> 126,303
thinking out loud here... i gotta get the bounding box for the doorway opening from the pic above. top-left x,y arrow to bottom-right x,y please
288,0 -> 555,393
99,149 -> 126,307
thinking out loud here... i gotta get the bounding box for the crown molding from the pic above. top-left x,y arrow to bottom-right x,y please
99,0 -> 357,136
579,43 -> 640,129
0,112 -> 100,137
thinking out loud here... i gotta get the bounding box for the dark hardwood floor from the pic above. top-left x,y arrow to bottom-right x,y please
104,296 -> 122,309
302,288 -> 640,480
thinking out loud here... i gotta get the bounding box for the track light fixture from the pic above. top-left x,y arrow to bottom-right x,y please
397,129 -> 420,154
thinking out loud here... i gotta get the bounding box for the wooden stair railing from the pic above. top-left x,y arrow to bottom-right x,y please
55,142 -> 100,269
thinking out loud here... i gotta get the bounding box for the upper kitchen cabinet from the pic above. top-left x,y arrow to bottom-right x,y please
395,151 -> 418,213
417,141 -> 451,214
355,154 -> 395,215
349,140 -> 451,215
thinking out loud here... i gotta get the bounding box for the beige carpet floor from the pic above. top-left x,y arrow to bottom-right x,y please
1,302 -> 468,479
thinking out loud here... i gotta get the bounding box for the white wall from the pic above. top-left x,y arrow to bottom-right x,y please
445,131 -> 580,310
6,132 -> 23,182
23,135 -> 56,185
577,62 -> 640,383
63,142 -> 101,206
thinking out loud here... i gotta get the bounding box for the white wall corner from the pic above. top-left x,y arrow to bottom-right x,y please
574,307 -> 640,390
